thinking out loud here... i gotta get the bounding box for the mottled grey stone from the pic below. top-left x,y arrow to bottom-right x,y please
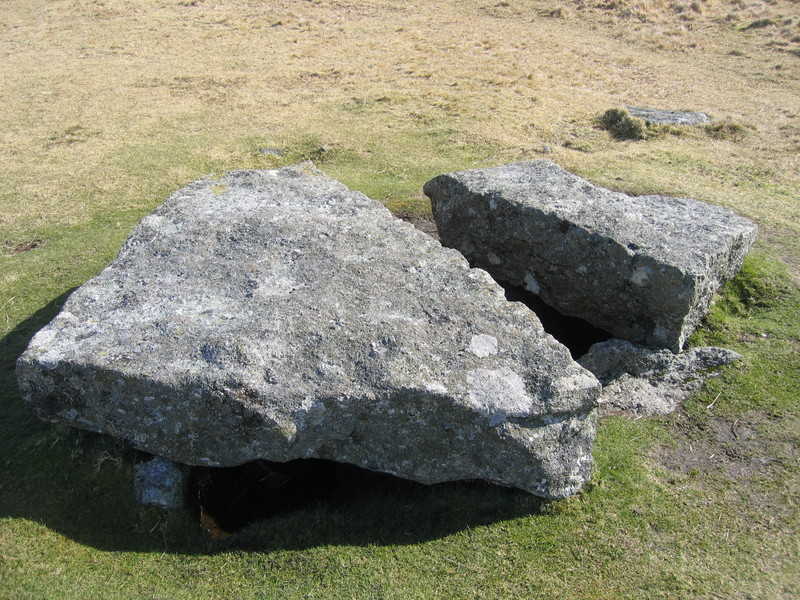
424,160 -> 757,352
16,163 -> 601,499
257,147 -> 284,156
578,339 -> 742,416
134,456 -> 186,508
625,106 -> 711,126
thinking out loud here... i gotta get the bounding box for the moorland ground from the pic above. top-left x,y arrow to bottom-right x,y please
1,1 -> 798,598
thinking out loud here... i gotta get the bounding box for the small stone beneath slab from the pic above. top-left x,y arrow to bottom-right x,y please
578,339 -> 742,416
134,456 -> 186,509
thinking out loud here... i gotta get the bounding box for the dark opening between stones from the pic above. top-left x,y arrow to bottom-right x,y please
188,458 -> 415,535
400,218 -> 610,357
501,282 -> 612,359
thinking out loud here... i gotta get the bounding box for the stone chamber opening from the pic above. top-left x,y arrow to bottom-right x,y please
501,282 -> 612,358
188,458 -> 418,536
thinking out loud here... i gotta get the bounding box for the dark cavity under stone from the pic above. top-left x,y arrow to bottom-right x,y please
501,283 -> 612,359
188,458 -> 418,534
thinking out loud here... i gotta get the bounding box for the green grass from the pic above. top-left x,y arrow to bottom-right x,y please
2,131 -> 799,597
688,254 -> 800,418
239,127 -> 501,217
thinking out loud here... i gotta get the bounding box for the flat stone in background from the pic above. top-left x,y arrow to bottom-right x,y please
257,147 -> 284,156
578,339 -> 742,416
625,106 -> 711,126
17,163 -> 600,500
424,160 -> 757,352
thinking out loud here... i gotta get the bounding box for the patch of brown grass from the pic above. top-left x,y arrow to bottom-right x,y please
0,0 -> 798,275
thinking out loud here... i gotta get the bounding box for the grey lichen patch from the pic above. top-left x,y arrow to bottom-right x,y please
630,265 -> 652,286
466,367 -> 535,425
487,251 -> 503,265
524,273 -> 541,294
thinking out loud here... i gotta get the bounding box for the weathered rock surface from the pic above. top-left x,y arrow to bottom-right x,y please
625,106 -> 711,126
578,339 -> 742,416
424,160 -> 757,352
17,163 -> 601,499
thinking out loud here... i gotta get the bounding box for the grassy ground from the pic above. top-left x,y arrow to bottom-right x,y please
1,0 -> 798,598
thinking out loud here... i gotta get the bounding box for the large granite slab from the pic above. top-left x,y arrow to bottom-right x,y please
17,163 -> 600,499
424,160 -> 757,352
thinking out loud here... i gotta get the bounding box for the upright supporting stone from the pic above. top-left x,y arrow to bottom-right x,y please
134,456 -> 186,509
425,160 -> 757,352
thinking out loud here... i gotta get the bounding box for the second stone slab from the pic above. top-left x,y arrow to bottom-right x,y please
424,160 -> 757,352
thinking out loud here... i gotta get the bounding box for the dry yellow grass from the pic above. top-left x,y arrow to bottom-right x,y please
0,0 -> 798,260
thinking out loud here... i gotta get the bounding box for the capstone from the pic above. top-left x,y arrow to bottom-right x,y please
17,163 -> 601,500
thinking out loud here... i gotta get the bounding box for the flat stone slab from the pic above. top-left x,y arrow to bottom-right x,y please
424,160 -> 758,352
17,163 -> 601,499
579,339 -> 741,416
625,106 -> 711,126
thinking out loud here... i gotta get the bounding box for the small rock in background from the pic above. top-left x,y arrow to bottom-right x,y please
134,456 -> 186,509
578,339 -> 742,416
624,106 -> 711,126
257,147 -> 284,156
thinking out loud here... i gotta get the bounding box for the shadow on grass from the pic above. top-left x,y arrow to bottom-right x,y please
0,290 -> 547,555
203,468 -> 546,555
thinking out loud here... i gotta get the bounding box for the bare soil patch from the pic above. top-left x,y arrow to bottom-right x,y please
655,411 -> 782,479
3,239 -> 45,255
651,408 -> 800,524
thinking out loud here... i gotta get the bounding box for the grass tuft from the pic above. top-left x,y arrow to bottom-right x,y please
704,120 -> 749,141
598,109 -> 647,140
712,253 -> 794,317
